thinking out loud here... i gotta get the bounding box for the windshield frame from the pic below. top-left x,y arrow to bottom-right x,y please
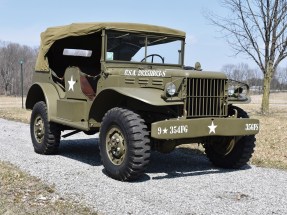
103,30 -> 185,66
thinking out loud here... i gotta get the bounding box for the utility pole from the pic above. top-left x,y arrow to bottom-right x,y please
20,60 -> 23,109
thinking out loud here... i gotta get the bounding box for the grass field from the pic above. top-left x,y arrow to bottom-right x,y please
0,96 -> 31,123
238,93 -> 287,169
0,161 -> 97,215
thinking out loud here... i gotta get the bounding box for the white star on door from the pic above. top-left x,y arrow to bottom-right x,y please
68,76 -> 76,91
208,121 -> 217,134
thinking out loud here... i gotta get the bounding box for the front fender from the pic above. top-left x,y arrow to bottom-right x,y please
26,82 -> 60,121
105,87 -> 183,106
89,87 -> 183,122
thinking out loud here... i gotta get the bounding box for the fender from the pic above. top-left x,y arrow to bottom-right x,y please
89,87 -> 184,122
103,87 -> 183,106
26,82 -> 60,121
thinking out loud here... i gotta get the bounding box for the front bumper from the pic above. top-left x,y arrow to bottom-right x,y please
151,117 -> 259,140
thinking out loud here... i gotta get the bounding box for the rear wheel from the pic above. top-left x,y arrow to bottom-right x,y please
99,108 -> 151,181
203,106 -> 256,168
30,101 -> 61,154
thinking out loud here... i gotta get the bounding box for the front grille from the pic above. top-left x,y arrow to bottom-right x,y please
186,78 -> 228,118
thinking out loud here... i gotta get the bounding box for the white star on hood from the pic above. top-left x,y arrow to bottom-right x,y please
68,76 -> 76,91
208,121 -> 217,134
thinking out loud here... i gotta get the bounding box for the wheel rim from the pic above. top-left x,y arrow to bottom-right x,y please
34,115 -> 45,144
106,126 -> 126,165
211,137 -> 236,156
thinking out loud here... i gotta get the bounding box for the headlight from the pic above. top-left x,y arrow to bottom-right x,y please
228,80 -> 249,101
166,82 -> 176,96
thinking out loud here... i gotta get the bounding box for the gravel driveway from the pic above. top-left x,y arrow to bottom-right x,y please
0,118 -> 286,215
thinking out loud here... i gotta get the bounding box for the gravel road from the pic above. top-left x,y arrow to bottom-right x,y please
0,118 -> 286,215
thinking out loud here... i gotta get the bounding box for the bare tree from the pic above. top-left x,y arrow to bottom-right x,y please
0,41 -> 37,96
276,66 -> 287,89
0,42 -> 19,95
222,63 -> 255,81
207,0 -> 287,114
221,64 -> 236,79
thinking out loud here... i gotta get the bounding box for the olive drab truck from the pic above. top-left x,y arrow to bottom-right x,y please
26,23 -> 259,181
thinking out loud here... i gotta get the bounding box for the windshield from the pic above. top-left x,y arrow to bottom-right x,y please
106,31 -> 183,65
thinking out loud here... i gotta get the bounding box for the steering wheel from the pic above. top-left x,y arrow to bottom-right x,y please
141,54 -> 164,63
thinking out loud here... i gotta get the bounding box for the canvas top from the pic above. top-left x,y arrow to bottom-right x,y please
35,22 -> 186,71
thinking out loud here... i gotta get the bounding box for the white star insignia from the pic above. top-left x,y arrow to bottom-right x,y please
68,76 -> 76,91
208,121 -> 217,134
163,128 -> 168,134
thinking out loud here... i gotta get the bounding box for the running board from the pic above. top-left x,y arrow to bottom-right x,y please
62,130 -> 81,138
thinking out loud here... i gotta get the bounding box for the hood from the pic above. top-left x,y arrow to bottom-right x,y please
165,69 -> 228,79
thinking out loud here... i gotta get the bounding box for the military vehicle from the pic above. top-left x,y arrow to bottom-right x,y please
26,23 -> 259,181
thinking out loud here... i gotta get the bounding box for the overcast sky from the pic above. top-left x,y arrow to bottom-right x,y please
0,0 -> 260,71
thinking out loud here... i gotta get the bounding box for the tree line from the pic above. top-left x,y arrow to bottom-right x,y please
0,40 -> 37,96
222,63 -> 287,93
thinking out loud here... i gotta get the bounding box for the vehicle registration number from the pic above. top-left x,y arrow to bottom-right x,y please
157,125 -> 188,135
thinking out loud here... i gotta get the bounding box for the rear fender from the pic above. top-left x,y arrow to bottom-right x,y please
26,83 -> 60,121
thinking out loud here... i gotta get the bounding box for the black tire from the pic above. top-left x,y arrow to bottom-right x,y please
99,107 -> 151,181
30,101 -> 61,155
203,106 -> 256,168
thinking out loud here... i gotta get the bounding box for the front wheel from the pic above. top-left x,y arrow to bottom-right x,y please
99,108 -> 151,181
203,106 -> 256,168
30,101 -> 61,154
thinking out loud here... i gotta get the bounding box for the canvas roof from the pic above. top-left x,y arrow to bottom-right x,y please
35,22 -> 186,71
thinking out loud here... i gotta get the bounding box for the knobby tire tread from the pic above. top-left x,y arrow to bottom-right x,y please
31,101 -> 60,155
99,107 -> 151,181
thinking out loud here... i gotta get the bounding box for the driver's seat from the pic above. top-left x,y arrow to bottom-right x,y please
80,75 -> 96,100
